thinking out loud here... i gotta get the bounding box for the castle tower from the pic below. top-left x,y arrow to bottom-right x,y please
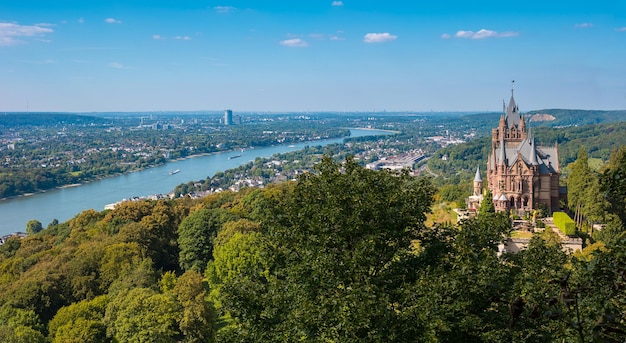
486,83 -> 561,215
473,166 -> 483,196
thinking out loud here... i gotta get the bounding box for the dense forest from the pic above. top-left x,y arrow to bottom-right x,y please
1,151 -> 625,342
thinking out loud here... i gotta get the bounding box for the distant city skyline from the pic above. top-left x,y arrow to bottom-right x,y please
1,0 -> 625,112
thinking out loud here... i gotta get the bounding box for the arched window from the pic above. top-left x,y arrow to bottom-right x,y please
510,197 -> 515,208
523,197 -> 529,207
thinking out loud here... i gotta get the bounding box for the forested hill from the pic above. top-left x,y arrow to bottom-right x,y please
1,157 -> 626,342
427,121 -> 626,185
0,112 -> 107,127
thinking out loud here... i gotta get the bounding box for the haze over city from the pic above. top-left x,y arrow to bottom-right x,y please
1,0 -> 625,112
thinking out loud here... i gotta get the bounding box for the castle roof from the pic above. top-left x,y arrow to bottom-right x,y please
505,92 -> 521,129
474,166 -> 482,182
493,134 -> 559,174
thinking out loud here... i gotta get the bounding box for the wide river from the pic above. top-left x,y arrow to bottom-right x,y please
0,129 -> 391,235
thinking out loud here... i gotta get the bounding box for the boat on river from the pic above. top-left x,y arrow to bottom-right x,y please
228,155 -> 242,160
169,169 -> 180,175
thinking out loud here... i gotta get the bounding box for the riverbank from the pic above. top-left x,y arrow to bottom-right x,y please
0,128 -> 389,235
0,133 -> 352,202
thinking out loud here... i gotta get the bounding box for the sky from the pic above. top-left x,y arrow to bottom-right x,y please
1,0 -> 625,113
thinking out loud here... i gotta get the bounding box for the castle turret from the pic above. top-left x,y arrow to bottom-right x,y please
473,166 -> 483,196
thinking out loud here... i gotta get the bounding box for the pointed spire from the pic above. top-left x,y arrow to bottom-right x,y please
508,81 -> 516,112
474,166 -> 482,182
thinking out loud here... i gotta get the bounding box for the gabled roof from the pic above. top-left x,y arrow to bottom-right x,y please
493,134 -> 559,175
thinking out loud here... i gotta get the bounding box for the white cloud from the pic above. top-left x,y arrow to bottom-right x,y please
0,22 -> 54,46
329,35 -> 344,41
175,35 -> 191,40
332,1 -> 344,6
363,32 -> 397,43
616,27 -> 626,32
152,34 -> 163,40
575,22 -> 593,28
280,38 -> 309,47
104,18 -> 122,24
214,6 -> 236,14
78,18 -> 84,24
448,29 -> 519,39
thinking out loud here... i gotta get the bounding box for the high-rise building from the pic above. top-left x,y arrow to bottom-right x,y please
485,84 -> 561,214
224,109 -> 233,126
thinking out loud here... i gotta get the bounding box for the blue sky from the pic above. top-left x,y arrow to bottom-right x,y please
1,0 -> 625,112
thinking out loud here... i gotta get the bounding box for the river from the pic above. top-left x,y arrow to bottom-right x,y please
0,129 -> 392,235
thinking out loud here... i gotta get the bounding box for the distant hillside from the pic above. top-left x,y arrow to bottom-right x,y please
525,109 -> 626,127
460,109 -> 626,137
0,112 -> 108,127
528,113 -> 556,122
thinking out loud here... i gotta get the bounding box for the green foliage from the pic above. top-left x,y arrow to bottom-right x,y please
48,295 -> 108,343
0,305 -> 46,343
104,287 -> 182,343
171,270 -> 216,343
553,212 -> 576,236
2,146 -> 626,342
206,231 -> 270,313
26,220 -> 43,236
177,208 -> 236,272
216,156 -> 435,341
479,189 -> 495,217
439,183 -> 471,206
600,146 -> 626,232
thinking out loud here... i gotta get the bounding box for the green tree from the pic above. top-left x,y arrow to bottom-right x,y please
0,305 -> 45,343
25,220 -> 43,236
479,189 -> 495,217
406,214 -> 514,342
219,156 -> 435,341
171,270 -> 216,343
206,231 -> 270,313
47,295 -> 108,343
567,147 -> 604,229
178,208 -> 234,272
600,146 -> 626,232
104,287 -> 182,343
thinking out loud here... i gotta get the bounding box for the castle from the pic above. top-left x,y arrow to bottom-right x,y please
469,85 -> 561,215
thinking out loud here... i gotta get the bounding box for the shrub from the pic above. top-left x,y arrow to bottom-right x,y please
553,212 -> 576,236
